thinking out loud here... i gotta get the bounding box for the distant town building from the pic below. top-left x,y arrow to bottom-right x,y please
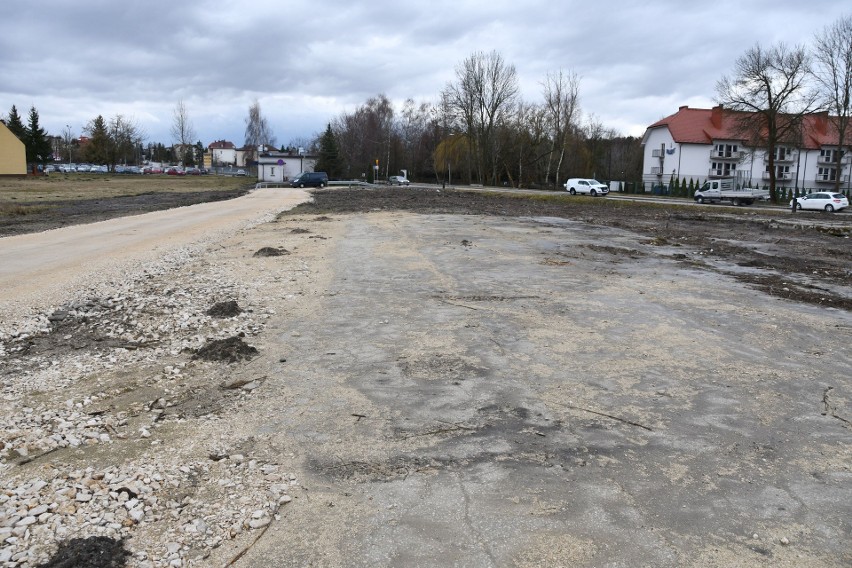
642,106 -> 851,193
208,140 -> 237,167
256,149 -> 318,183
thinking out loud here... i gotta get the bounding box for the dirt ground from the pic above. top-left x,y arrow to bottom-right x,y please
3,186 -> 851,310
1,186 -> 851,567
292,188 -> 852,311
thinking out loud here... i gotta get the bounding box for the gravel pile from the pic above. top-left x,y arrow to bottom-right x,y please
0,237 -> 298,567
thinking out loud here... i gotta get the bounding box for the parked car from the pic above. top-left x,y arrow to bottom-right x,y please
235,169 -> 247,177
790,192 -> 848,212
290,171 -> 328,188
388,175 -> 410,186
564,178 -> 609,196
166,167 -> 186,176
185,167 -> 201,175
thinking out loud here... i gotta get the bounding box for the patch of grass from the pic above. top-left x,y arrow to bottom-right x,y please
0,175 -> 246,204
0,203 -> 52,216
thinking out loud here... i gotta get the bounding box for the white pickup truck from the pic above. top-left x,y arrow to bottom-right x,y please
693,179 -> 769,206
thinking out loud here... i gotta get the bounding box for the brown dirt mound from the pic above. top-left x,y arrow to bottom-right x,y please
36,536 -> 130,568
194,336 -> 258,363
253,247 -> 290,257
206,300 -> 242,318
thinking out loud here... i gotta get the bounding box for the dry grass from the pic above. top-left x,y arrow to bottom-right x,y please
0,174 -> 249,203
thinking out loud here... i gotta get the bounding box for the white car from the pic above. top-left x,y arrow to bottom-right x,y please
790,192 -> 848,212
564,178 -> 608,196
388,176 -> 410,186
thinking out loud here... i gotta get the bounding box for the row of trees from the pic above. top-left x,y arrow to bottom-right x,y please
716,14 -> 852,201
3,105 -> 52,169
315,56 -> 643,187
316,14 -> 849,196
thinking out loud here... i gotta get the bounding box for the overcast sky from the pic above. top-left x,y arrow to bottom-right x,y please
1,1 -> 848,149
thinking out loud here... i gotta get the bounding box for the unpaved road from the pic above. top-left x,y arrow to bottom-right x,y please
0,188 -> 310,323
1,188 -> 850,567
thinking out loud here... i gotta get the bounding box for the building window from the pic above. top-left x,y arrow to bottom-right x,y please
714,143 -> 738,158
774,146 -> 791,161
817,167 -> 837,181
820,148 -> 842,163
766,164 -> 791,179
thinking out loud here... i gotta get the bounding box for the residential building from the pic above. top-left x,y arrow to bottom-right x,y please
256,150 -> 318,183
641,106 -> 851,194
208,140 -> 237,167
0,120 -> 26,175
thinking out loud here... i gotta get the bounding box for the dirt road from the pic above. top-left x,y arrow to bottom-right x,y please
1,188 -> 850,567
0,187 -> 310,324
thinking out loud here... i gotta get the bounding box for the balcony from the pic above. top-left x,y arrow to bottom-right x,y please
710,150 -> 740,160
762,172 -> 792,181
817,154 -> 844,165
815,174 -> 849,184
763,154 -> 794,164
708,169 -> 736,179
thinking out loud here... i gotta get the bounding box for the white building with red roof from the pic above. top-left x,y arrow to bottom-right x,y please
208,140 -> 237,167
641,105 -> 851,193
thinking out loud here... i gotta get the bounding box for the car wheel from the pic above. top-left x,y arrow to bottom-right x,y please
590,189 -> 597,196
569,188 -> 576,195
299,183 -> 305,188
732,198 -> 741,206
825,204 -> 834,212
319,182 -> 325,188
696,196 -> 705,204
795,202 -> 802,210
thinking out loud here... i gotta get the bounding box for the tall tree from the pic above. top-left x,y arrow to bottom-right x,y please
5,105 -> 26,141
444,50 -> 519,185
716,42 -> 819,202
107,115 -> 144,168
244,100 -> 276,166
170,100 -> 197,165
542,69 -> 581,187
26,106 -> 53,165
83,115 -> 110,165
811,14 -> 852,192
62,124 -> 76,164
314,124 -> 343,179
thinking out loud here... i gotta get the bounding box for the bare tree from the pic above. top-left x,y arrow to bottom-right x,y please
716,42 -> 819,201
107,115 -> 145,169
812,14 -> 852,192
170,100 -> 196,165
244,100 -> 276,166
62,124 -> 75,164
444,50 -> 519,185
542,69 -> 581,187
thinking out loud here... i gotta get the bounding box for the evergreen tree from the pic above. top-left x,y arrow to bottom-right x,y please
25,106 -> 53,165
314,124 -> 342,179
83,115 -> 110,165
5,105 -> 26,141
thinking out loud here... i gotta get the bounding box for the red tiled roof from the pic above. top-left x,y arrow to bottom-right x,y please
646,106 -> 849,150
208,140 -> 235,149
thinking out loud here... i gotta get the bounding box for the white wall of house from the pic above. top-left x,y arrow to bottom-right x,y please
643,128 -> 851,193
257,156 -> 318,182
211,148 -> 237,166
